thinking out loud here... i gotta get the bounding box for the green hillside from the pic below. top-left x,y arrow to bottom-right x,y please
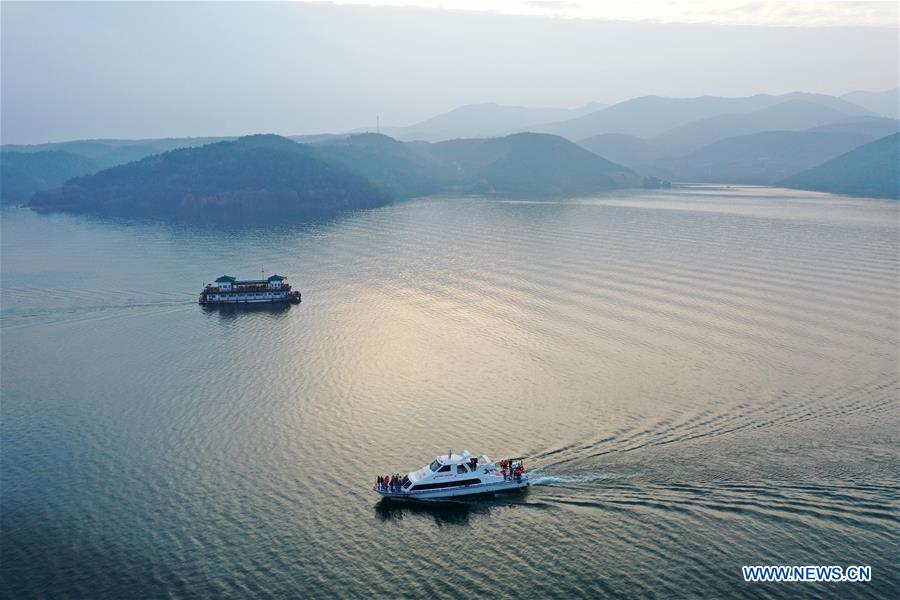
311,133 -> 444,198
780,133 -> 899,199
28,135 -> 389,217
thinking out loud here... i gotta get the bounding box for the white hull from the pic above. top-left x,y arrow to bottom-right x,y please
375,451 -> 529,502
200,296 -> 293,304
375,475 -> 529,501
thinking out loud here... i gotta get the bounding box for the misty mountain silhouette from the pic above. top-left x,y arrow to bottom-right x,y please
780,133 -> 899,199
1,151 -> 99,205
421,132 -> 637,196
381,102 -> 607,142
531,92 -> 873,140
652,130 -> 876,184
650,100 -> 859,155
841,88 -> 899,119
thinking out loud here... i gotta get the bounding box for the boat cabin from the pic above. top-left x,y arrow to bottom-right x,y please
267,275 -> 286,289
402,450 -> 488,491
207,275 -> 288,293
215,275 -> 236,291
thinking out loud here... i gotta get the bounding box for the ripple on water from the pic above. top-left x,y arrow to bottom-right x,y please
1,191 -> 898,599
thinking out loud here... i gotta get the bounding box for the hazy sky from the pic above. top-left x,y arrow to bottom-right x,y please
2,1 -> 897,144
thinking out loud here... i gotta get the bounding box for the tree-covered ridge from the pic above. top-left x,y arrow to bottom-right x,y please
425,132 -> 638,196
27,133 -> 638,217
780,133 -> 899,199
28,135 -> 390,217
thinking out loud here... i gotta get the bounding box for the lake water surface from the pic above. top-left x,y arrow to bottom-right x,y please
2,186 -> 898,598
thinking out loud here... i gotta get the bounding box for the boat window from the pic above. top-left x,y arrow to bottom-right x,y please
401,476 -> 411,489
457,464 -> 468,474
429,460 -> 441,472
438,465 -> 451,473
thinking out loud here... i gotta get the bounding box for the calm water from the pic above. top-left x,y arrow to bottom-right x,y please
2,186 -> 898,599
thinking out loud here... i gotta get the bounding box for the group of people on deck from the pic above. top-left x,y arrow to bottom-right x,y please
376,457 -> 525,492
500,459 -> 525,482
377,474 -> 403,492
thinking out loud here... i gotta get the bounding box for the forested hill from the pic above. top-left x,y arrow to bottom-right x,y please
311,132 -> 638,198
28,135 -> 390,217
27,133 -> 639,217
780,133 -> 899,199
423,132 -> 638,196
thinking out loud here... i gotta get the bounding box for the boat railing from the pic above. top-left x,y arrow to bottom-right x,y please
203,284 -> 291,293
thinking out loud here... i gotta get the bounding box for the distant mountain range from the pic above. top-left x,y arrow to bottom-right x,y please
572,94 -> 897,188
530,92 -> 874,141
652,130 -> 875,185
649,100 -> 858,155
805,116 -> 900,137
7,88 -> 897,211
360,91 -> 896,195
780,133 -> 899,199
369,101 -> 607,142
26,132 -> 637,217
841,88 -> 899,119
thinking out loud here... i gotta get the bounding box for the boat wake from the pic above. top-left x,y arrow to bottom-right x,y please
529,472 -> 635,486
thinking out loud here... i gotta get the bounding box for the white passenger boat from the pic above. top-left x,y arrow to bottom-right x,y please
374,451 -> 529,500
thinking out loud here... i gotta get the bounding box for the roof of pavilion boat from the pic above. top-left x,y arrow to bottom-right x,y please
374,450 -> 529,500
